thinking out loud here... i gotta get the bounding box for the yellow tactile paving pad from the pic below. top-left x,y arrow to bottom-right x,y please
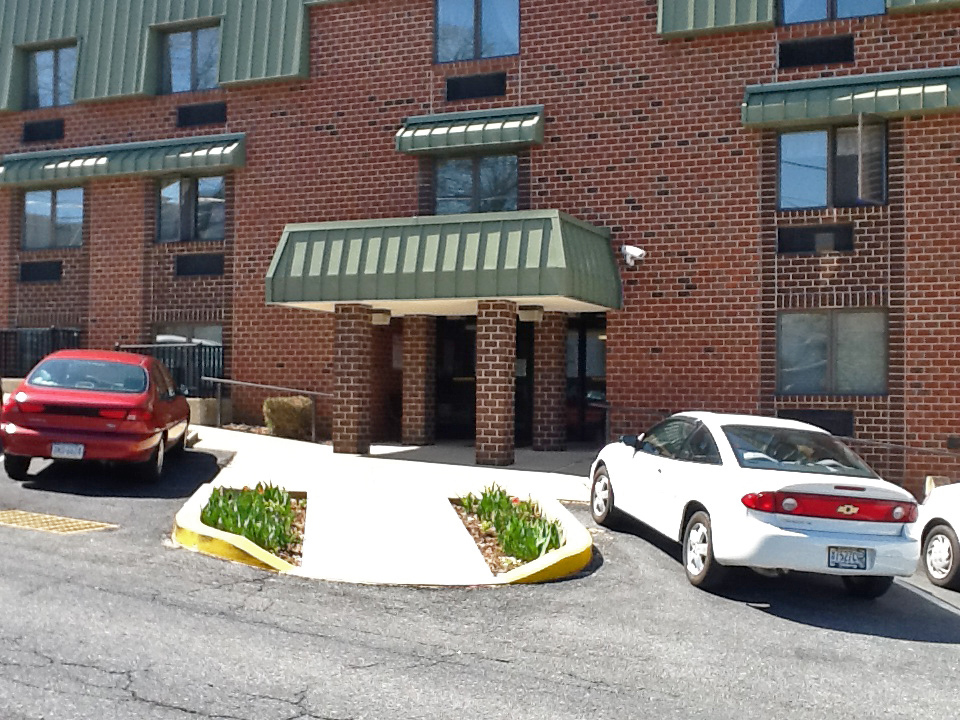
0,510 -> 116,534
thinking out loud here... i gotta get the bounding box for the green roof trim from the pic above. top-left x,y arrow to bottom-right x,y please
742,66 -> 960,127
0,0 -> 309,110
658,0 -> 775,36
887,0 -> 960,12
0,133 -> 245,186
266,210 -> 622,315
396,106 -> 545,155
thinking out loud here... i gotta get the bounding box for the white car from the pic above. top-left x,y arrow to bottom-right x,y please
589,412 -> 920,598
919,483 -> 960,590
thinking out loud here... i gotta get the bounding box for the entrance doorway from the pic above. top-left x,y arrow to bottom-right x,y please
434,313 -> 606,444
566,313 -> 607,442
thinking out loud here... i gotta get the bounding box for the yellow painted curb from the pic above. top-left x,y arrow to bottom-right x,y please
454,492 -> 594,585
171,483 -> 299,574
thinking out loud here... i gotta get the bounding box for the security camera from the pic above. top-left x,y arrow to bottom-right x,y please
621,245 -> 647,267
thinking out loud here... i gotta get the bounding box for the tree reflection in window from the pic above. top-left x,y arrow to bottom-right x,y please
435,155 -> 517,214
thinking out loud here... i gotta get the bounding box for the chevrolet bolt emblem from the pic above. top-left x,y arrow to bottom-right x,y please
836,504 -> 860,516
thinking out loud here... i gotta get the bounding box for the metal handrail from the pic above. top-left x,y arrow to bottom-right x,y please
201,376 -> 333,442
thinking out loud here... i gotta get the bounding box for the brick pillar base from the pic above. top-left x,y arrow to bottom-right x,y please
476,300 -> 516,466
333,304 -> 373,454
402,315 -> 436,445
533,311 -> 566,451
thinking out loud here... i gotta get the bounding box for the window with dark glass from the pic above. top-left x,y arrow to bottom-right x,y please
25,45 -> 77,109
158,176 -> 225,242
639,418 -> 695,459
436,0 -> 519,62
777,309 -> 887,395
161,27 -> 219,94
435,155 -> 517,214
778,121 -> 885,210
781,0 -> 883,24
23,188 -> 83,250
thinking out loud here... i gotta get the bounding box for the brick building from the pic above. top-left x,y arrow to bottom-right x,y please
0,0 -> 959,493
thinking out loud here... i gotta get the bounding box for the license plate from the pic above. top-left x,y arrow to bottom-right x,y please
828,546 -> 867,570
51,443 -> 84,460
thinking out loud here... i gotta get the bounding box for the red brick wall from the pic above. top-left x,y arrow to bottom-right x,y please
0,1 -> 958,485
476,300 -> 516,465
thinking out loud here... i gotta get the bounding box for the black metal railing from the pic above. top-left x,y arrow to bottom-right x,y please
0,327 -> 82,377
117,342 -> 224,397
201,376 -> 333,442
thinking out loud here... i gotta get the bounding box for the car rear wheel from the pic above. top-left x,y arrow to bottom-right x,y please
923,524 -> 960,589
590,467 -> 619,527
4,454 -> 30,481
136,436 -> 165,482
683,511 -> 725,590
171,416 -> 189,456
841,575 -> 894,599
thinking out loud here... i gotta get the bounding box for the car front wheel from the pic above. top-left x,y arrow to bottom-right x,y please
4,454 -> 30,481
683,511 -> 724,590
841,575 -> 894,599
923,524 -> 960,590
590,467 -> 619,527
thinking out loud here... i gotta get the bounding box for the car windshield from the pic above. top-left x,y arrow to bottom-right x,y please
722,424 -> 877,479
27,358 -> 148,394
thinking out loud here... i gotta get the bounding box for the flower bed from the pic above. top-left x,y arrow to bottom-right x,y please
200,483 -> 306,565
453,485 -> 564,574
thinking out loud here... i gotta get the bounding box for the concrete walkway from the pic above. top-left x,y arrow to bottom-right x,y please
189,426 -> 596,585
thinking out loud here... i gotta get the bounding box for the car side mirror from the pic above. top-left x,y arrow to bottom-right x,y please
620,434 -> 642,450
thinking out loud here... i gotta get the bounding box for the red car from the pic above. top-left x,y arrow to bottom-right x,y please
1,349 -> 190,481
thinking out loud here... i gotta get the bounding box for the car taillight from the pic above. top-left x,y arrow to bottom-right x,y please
742,491 -> 918,523
741,492 -> 776,513
99,408 -> 152,422
17,401 -> 45,413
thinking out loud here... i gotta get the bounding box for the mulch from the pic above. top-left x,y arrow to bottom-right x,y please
276,498 -> 307,566
452,502 -> 522,575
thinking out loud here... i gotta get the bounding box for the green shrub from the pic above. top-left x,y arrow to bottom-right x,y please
200,483 -> 297,554
263,395 -> 313,440
461,484 -> 563,562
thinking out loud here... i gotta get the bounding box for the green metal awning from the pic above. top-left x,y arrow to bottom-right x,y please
742,66 -> 960,127
266,210 -> 622,316
0,134 -> 246,186
395,105 -> 545,155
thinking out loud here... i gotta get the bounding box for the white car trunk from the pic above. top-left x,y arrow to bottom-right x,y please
755,474 -> 914,537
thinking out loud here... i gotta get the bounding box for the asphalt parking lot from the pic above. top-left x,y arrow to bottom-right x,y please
0,450 -> 958,719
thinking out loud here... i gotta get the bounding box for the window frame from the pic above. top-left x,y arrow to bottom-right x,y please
777,124 -> 887,211
434,0 -> 520,63
22,186 -> 84,251
433,153 -> 519,214
776,308 -> 888,396
157,175 -> 226,243
24,44 -> 77,109
780,0 -> 885,25
160,26 -> 220,95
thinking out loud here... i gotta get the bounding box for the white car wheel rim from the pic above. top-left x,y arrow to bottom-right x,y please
926,535 -> 953,580
592,477 -> 609,517
686,523 -> 709,576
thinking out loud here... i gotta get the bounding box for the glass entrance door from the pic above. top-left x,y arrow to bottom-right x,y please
566,313 -> 607,443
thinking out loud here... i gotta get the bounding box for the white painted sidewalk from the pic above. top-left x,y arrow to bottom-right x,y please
189,426 -> 596,585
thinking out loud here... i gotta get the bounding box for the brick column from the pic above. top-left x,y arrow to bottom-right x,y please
402,315 -> 436,445
476,300 -> 516,466
334,303 -> 373,454
533,311 -> 567,451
